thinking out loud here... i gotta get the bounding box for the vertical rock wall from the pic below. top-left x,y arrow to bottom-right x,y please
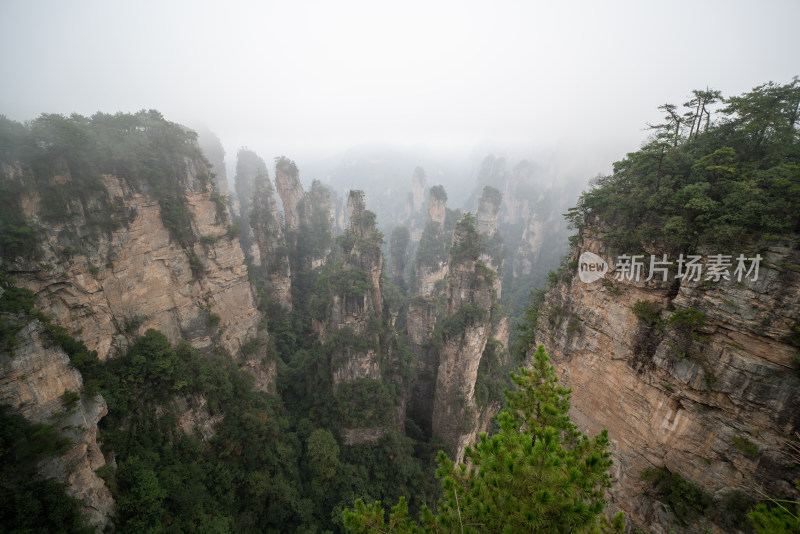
0,320 -> 114,530
535,223 -> 800,530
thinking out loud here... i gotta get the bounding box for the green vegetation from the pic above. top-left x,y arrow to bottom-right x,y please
566,79 -> 800,252
509,286 -> 549,361
0,274 -> 51,352
0,111 -> 215,258
0,405 -> 92,534
474,337 -> 514,409
414,221 -> 450,271
344,346 -> 620,533
389,225 -> 411,291
631,300 -> 663,325
429,184 -> 447,203
748,492 -> 800,534
731,436 -> 760,458
641,468 -> 800,533
449,213 -> 483,265
667,308 -> 707,331
641,467 -> 712,525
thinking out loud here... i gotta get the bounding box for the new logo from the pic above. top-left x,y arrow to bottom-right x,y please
578,251 -> 608,283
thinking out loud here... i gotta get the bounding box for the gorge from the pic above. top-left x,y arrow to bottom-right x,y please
1,79 -> 799,533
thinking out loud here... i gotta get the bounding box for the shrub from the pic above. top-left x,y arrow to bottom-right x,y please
641,467 -> 712,524
731,436 -> 759,458
632,300 -> 662,325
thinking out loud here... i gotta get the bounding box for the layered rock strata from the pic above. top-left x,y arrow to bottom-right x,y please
9,172 -> 266,368
535,222 -> 800,531
0,319 -> 114,530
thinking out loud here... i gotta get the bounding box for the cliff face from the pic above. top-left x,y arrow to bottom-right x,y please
405,187 -> 452,435
322,191 -> 383,354
431,216 -> 499,462
250,173 -> 292,310
233,149 -> 269,265
413,187 -> 451,297
275,158 -> 305,234
427,186 -> 447,227
306,180 -> 335,269
9,171 -> 265,368
535,222 -> 800,530
0,319 -> 113,529
315,191 -> 398,444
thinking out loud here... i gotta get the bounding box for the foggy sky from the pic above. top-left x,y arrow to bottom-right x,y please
1,0 -> 798,177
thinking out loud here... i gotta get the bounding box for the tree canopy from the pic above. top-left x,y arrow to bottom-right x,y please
566,78 -> 800,252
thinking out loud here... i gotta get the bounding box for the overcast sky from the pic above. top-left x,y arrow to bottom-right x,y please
1,0 -> 798,175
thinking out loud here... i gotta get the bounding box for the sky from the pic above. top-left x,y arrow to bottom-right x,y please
1,0 -> 798,179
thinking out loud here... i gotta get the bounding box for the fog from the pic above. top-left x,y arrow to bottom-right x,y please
2,0 -> 798,185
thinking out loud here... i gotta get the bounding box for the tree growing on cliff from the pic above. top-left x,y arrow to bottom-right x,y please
343,345 -> 621,533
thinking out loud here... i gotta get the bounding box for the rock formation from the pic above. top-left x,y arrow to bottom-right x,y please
389,225 -> 410,290
405,186 -> 453,436
7,172 -> 265,368
306,180 -> 335,269
274,157 -> 304,234
535,221 -> 800,531
250,173 -> 292,310
412,186 -> 451,296
411,166 -> 426,214
427,185 -> 447,227
320,191 -> 384,347
0,319 -> 114,529
233,148 -> 268,264
0,125 -> 278,528
431,214 -> 500,462
315,191 -> 400,444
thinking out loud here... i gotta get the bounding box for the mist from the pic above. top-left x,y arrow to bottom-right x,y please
2,0 -> 798,186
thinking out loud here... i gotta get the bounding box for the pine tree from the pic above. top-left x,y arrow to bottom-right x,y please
343,345 -> 621,533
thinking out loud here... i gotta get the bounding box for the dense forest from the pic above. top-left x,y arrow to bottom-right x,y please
1,79 -> 799,533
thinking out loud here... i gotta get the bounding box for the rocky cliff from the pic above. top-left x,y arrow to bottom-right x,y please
0,114 -> 273,529
412,186 -> 452,297
320,191 -> 384,366
0,318 -> 113,529
8,171 -> 265,368
431,214 -> 501,462
405,187 -> 453,436
306,180 -> 336,269
250,173 -> 292,310
315,191 -> 400,444
233,148 -> 269,265
535,221 -> 800,531
275,157 -> 305,234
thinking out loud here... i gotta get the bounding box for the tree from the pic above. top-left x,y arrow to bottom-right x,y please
684,88 -> 722,141
307,428 -> 340,485
343,345 -> 621,533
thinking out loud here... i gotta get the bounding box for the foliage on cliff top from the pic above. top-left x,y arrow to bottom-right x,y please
449,213 -> 483,266
479,185 -> 503,212
429,184 -> 447,203
344,345 -> 620,533
566,79 -> 800,252
0,110 -> 214,256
